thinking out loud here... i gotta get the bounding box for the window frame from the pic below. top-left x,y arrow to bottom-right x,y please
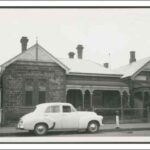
24,78 -> 34,106
25,90 -> 33,106
62,105 -> 72,113
45,105 -> 61,113
38,91 -> 46,104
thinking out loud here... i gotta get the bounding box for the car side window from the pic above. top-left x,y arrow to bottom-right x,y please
45,105 -> 60,113
63,106 -> 71,113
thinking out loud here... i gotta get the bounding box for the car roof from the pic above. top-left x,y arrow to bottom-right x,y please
36,102 -> 72,107
35,103 -> 72,112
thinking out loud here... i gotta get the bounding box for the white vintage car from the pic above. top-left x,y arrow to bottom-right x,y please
17,103 -> 103,135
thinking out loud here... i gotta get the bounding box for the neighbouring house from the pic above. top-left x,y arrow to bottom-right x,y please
0,37 -> 150,124
115,52 -> 150,119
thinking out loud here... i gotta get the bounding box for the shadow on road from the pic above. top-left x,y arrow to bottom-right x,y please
0,130 -> 92,137
0,129 -> 135,137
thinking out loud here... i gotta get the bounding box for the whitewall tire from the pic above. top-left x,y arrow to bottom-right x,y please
34,123 -> 48,136
87,121 -> 99,133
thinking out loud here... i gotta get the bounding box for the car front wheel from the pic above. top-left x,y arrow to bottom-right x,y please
87,121 -> 99,133
34,123 -> 48,136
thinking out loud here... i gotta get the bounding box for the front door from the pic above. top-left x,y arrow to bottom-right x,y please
61,105 -> 79,129
45,105 -> 62,129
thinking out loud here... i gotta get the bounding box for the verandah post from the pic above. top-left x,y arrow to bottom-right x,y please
120,92 -> 124,121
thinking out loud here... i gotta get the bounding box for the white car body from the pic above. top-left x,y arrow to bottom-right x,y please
17,103 -> 103,134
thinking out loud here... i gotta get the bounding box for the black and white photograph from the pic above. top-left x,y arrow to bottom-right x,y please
1,2 -> 150,144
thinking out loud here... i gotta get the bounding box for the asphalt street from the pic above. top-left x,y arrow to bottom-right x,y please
1,129 -> 150,137
0,130 -> 150,143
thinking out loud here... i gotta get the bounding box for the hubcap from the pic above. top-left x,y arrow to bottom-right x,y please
89,123 -> 97,132
36,125 -> 46,135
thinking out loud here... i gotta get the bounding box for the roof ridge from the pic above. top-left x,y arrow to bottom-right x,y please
59,58 -> 105,68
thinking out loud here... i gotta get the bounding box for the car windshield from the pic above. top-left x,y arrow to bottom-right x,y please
31,106 -> 36,112
71,105 -> 77,112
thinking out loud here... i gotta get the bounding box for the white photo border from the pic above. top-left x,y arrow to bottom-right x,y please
0,1 -> 150,148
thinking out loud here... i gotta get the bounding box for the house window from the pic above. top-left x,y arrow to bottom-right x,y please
147,72 -> 150,81
25,79 -> 34,106
25,91 -> 33,106
38,79 -> 47,104
39,91 -> 46,104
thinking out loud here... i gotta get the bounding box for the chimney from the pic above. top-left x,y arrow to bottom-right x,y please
20,36 -> 28,52
68,52 -> 75,59
76,44 -> 83,59
104,63 -> 109,68
129,51 -> 136,64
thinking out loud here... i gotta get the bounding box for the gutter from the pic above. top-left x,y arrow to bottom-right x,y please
68,72 -> 123,78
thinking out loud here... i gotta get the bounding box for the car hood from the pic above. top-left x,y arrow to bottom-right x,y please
77,111 -> 97,116
77,111 -> 103,118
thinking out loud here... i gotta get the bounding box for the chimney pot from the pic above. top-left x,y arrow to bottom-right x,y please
104,63 -> 109,68
129,51 -> 136,63
20,36 -> 28,52
76,44 -> 83,59
68,52 -> 75,59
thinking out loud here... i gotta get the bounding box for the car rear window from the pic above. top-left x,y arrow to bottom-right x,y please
45,105 -> 60,113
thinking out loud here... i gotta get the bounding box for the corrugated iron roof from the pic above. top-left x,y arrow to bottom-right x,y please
1,43 -> 122,77
59,58 -> 121,76
114,56 -> 150,78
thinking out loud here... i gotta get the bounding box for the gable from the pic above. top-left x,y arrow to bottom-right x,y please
133,61 -> 150,81
1,43 -> 69,73
18,45 -> 55,62
114,57 -> 150,79
143,61 -> 150,71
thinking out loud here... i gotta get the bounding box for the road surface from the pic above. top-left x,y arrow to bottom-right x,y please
1,129 -> 150,137
0,130 -> 150,143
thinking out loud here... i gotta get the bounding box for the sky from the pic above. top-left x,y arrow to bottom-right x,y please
1,8 -> 150,69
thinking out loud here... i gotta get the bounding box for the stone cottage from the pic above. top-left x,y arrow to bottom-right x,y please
0,37 -> 150,123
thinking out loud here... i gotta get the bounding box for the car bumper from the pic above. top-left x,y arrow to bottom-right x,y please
16,127 -> 24,130
16,124 -> 24,130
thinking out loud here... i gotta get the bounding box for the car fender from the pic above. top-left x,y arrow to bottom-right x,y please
79,115 -> 102,129
23,115 -> 55,130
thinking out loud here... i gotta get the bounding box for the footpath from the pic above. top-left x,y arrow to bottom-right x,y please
0,123 -> 150,136
100,122 -> 150,131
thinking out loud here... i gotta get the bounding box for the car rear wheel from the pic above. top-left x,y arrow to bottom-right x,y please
34,123 -> 48,136
29,130 -> 34,134
87,121 -> 99,133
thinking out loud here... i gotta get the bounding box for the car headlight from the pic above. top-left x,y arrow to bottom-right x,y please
18,119 -> 24,128
19,119 -> 23,124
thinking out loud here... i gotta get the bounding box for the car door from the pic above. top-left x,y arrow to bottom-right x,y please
61,105 -> 79,129
44,105 -> 62,129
